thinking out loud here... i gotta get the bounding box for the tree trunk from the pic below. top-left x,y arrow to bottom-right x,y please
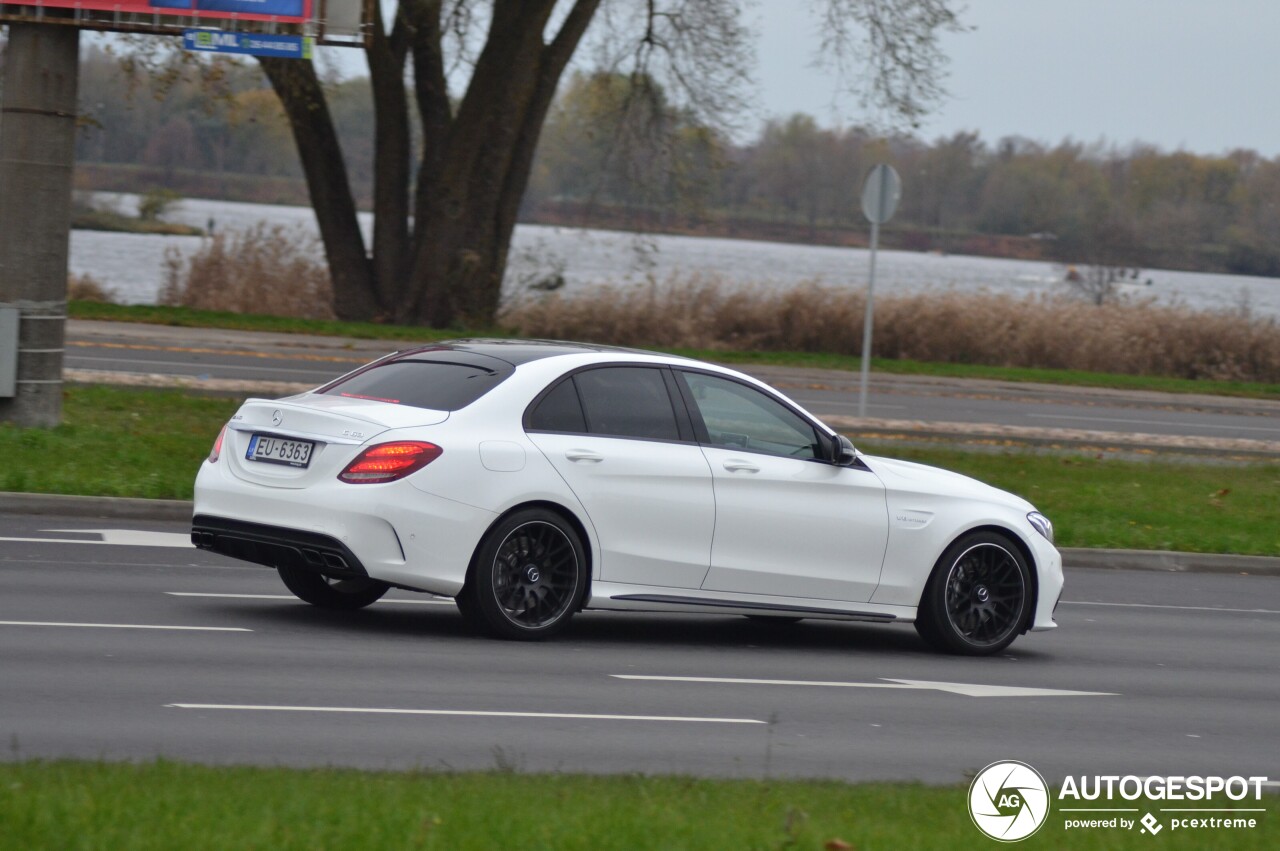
406,0 -> 601,328
259,57 -> 378,321
263,0 -> 599,328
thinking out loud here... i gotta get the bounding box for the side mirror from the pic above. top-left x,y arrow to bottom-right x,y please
832,433 -> 858,466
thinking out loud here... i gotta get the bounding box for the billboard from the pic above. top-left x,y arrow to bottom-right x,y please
0,0 -> 367,45
4,0 -> 310,24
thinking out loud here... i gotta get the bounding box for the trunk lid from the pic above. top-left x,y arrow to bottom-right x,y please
223,395 -> 447,489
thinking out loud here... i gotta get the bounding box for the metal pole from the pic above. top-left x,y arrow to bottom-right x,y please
857,218 -> 880,418
0,22 -> 80,427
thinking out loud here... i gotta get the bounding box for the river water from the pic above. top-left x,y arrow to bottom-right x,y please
70,193 -> 1280,318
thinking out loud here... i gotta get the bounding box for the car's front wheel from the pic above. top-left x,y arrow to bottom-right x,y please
464,508 -> 586,640
277,563 -> 391,610
915,531 -> 1032,655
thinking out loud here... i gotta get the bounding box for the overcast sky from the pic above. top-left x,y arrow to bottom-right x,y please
291,0 -> 1279,156
754,0 -> 1280,156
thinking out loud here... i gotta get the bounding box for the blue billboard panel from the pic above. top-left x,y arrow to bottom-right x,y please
183,29 -> 314,59
195,0 -> 306,16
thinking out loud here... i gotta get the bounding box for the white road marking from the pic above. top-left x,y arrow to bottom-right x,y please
1026,413 -> 1280,434
0,621 -> 250,632
0,529 -> 194,548
611,675 -> 1116,697
165,704 -> 765,724
1061,600 -> 1280,615
165,592 -> 455,606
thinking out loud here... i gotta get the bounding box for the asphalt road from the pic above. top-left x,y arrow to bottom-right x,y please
66,320 -> 1280,444
2,513 -> 1276,783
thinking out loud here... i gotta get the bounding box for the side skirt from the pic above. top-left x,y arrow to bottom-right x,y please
586,583 -> 914,623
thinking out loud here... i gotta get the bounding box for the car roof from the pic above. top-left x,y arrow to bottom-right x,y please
391,338 -> 682,367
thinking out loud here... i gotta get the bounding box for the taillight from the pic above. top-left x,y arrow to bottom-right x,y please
207,424 -> 228,463
338,441 -> 442,484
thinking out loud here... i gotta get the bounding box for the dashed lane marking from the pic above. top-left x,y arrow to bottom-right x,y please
0,621 -> 250,632
1061,600 -> 1280,615
166,704 -> 766,724
166,592 -> 454,606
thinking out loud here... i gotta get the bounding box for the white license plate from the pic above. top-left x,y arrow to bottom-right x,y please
246,434 -> 315,468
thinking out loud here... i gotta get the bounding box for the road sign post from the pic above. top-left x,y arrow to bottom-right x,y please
857,164 -> 902,418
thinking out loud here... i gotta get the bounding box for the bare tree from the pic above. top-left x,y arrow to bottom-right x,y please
261,0 -> 962,327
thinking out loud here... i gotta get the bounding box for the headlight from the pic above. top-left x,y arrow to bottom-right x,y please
1027,511 -> 1054,543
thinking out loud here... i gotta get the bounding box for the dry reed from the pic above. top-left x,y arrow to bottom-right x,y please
159,224 -> 334,320
501,276 -> 1280,383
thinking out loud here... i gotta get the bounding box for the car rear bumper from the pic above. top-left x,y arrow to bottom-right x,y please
193,458 -> 497,597
192,515 -> 370,579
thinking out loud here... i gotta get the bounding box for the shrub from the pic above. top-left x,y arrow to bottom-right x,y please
67,272 -> 117,303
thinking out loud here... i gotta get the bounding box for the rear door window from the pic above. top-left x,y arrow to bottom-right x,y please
573,367 -> 681,441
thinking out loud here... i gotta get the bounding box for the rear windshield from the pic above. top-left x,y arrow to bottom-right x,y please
320,360 -> 510,411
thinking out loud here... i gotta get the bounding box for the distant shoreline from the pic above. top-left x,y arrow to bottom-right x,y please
72,162 -> 1260,278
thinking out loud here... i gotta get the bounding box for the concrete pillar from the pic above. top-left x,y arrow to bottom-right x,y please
0,22 -> 80,428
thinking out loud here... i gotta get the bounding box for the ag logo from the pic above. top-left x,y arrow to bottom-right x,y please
968,760 -> 1051,842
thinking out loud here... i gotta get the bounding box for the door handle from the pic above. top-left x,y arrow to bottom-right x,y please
565,449 -> 603,463
722,459 -> 759,473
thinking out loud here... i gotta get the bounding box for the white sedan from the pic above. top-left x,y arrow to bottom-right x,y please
192,340 -> 1062,655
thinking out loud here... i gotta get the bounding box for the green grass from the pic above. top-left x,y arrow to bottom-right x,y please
68,301 -> 1280,399
0,387 -> 239,500
2,761 -> 1274,851
862,445 -> 1280,556
2,387 -> 1277,555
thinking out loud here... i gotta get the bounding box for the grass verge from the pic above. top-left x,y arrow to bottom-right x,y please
67,301 -> 1280,399
862,444 -> 1280,556
1,387 -> 1277,555
2,761 -> 1274,851
0,387 -> 239,500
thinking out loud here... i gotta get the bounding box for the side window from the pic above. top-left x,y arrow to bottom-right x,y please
527,377 -> 587,433
680,371 -> 820,459
574,367 -> 681,441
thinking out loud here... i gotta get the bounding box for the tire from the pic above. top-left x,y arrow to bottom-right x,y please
463,508 -> 587,640
915,531 -> 1032,656
276,563 -> 390,610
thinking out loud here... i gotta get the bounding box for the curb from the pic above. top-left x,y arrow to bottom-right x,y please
2,492 -> 1276,577
1059,547 -> 1280,576
0,492 -> 192,522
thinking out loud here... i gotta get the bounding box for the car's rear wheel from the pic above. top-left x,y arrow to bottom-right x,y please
276,563 -> 390,610
465,509 -> 586,640
915,531 -> 1031,655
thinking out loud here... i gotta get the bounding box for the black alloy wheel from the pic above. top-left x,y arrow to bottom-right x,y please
916,531 -> 1031,655
465,508 -> 586,640
276,563 -> 390,610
